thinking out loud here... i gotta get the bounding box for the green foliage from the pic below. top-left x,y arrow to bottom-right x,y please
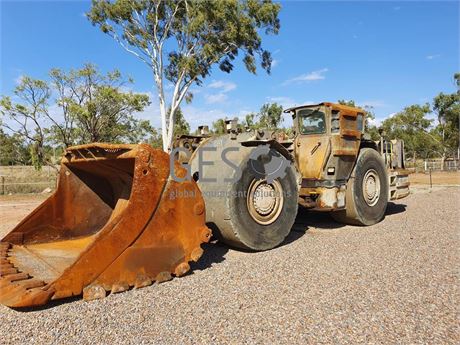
48,64 -> 151,144
337,99 -> 356,107
0,130 -> 31,165
0,64 -> 153,169
432,86 -> 460,157
0,76 -> 50,169
212,118 -> 226,134
374,74 -> 459,161
338,99 -> 379,140
243,112 -> 256,129
239,102 -> 283,131
147,127 -> 163,149
209,102 -> 283,135
89,0 -> 280,83
338,73 -> 459,160
145,107 -> 190,147
362,106 -> 380,141
257,102 -> 283,129
88,0 -> 281,151
454,73 -> 460,91
381,104 -> 440,158
168,107 -> 190,137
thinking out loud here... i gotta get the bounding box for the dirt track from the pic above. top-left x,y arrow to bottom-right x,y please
410,171 -> 460,185
1,185 -> 459,344
0,194 -> 47,236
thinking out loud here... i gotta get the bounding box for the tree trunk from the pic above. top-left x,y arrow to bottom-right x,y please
165,108 -> 176,153
440,152 -> 446,171
160,101 -> 168,152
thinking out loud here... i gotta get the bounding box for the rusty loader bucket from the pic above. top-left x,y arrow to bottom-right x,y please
0,143 -> 211,308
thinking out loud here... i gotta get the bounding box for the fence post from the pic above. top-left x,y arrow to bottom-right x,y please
429,168 -> 432,190
1,176 -> 4,195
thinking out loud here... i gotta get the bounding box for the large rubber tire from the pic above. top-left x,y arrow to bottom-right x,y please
227,162 -> 299,251
331,148 -> 389,226
190,133 -> 299,251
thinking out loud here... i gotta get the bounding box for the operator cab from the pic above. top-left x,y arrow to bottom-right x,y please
284,102 -> 366,210
297,107 -> 327,135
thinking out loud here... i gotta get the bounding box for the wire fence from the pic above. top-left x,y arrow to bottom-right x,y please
0,166 -> 58,195
405,159 -> 459,172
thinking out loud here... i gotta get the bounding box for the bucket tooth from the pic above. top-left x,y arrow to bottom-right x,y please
18,279 -> 46,290
155,272 -> 172,283
201,227 -> 212,242
3,272 -> 29,282
0,285 -> 29,305
134,275 -> 152,289
191,247 -> 204,262
0,242 -> 11,250
174,263 -> 190,277
83,285 -> 106,301
111,282 -> 129,294
0,268 -> 53,308
0,263 -> 14,270
0,267 -> 18,276
4,286 -> 55,308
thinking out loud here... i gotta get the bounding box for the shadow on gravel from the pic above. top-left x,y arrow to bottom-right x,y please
294,207 -> 346,230
190,241 -> 229,271
12,295 -> 81,313
18,241 -> 229,312
14,204 -> 410,312
277,229 -> 307,248
385,202 -> 407,216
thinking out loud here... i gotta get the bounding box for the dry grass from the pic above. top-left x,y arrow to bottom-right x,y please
410,171 -> 460,185
0,166 -> 58,194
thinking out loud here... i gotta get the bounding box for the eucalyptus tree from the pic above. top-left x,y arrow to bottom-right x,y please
257,102 -> 283,129
0,64 -> 151,169
432,73 -> 460,163
88,0 -> 281,151
0,77 -> 51,169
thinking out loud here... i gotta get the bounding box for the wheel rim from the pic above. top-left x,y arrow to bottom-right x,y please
247,179 -> 284,225
362,168 -> 381,206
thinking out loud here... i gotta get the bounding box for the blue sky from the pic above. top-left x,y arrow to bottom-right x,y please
1,0 -> 459,130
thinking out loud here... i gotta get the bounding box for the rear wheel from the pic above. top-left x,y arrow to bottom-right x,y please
332,148 -> 388,225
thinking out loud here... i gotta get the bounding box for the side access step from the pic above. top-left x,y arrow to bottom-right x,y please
389,170 -> 410,200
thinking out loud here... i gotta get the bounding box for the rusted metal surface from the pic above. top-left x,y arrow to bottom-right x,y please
389,171 -> 410,200
0,143 -> 211,308
284,102 -> 365,117
292,104 -> 361,184
284,102 -> 409,211
295,134 -> 331,179
173,134 -> 209,163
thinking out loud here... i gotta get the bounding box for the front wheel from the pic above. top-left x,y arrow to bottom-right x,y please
227,161 -> 299,251
332,148 -> 389,225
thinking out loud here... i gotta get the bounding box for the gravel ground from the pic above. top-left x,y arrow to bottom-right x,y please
1,187 -> 459,344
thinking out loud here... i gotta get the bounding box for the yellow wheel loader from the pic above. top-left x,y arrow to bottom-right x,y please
0,102 -> 409,308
